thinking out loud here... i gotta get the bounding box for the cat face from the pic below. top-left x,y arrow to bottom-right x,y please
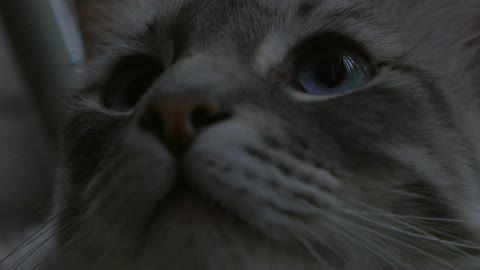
58,0 -> 480,269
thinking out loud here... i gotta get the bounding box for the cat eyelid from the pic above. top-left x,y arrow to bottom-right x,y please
289,32 -> 375,63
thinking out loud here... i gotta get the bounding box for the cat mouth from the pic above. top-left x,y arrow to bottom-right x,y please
146,178 -> 247,229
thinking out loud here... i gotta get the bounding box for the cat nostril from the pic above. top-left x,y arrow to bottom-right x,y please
191,106 -> 233,130
190,104 -> 219,129
140,95 -> 231,154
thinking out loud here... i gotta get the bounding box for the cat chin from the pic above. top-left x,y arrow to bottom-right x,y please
118,201 -> 327,270
54,195 -> 326,270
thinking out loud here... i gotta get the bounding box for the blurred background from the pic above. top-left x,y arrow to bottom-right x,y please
0,0 -> 81,258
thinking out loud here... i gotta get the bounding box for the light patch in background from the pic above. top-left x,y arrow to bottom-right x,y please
50,0 -> 84,62
0,0 -> 82,263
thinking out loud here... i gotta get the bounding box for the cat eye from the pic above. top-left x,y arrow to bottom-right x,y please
103,54 -> 164,111
296,49 -> 374,95
283,35 -> 376,96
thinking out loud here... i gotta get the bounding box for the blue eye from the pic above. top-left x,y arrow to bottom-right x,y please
297,51 -> 374,95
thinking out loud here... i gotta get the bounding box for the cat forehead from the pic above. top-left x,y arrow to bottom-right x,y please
76,0 -> 361,40
77,0 -> 368,20
77,0 -> 404,63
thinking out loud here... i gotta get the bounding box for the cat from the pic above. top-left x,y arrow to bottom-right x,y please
4,0 -> 480,269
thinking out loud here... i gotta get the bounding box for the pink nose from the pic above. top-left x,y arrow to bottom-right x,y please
140,95 -> 227,153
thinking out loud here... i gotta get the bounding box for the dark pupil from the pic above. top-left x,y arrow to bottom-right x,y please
313,55 -> 347,88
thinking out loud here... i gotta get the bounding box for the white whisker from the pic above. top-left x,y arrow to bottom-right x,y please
346,217 -> 460,269
322,213 -> 416,270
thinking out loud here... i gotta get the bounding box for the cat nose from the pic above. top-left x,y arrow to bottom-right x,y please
140,95 -> 231,153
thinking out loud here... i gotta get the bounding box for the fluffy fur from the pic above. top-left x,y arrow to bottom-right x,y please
5,1 -> 480,269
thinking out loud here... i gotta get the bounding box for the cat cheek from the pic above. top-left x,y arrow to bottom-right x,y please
81,128 -> 178,234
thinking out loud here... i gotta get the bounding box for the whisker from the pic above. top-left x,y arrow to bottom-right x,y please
365,186 -> 468,214
5,210 -> 77,270
341,202 -> 480,268
341,210 -> 468,224
295,222 -> 350,266
1,214 -> 61,264
29,261 -> 46,270
350,218 -> 461,269
393,216 -> 480,263
343,209 -> 480,248
28,251 -> 55,270
342,200 -> 473,269
9,234 -> 54,270
401,220 -> 480,248
291,230 -> 330,268
362,185 -> 428,199
322,213 -> 415,270
343,200 -> 480,251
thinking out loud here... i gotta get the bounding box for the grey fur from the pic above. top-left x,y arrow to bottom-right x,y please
15,0 -> 480,269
